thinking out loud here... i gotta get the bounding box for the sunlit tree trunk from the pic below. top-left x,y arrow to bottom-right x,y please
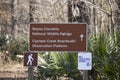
93,0 -> 96,35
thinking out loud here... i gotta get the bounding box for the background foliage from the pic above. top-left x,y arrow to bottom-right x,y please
0,0 -> 120,80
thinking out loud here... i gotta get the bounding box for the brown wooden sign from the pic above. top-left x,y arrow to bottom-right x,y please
29,23 -> 87,51
24,53 -> 38,66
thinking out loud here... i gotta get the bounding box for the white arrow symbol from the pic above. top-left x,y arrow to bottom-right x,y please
80,34 -> 84,41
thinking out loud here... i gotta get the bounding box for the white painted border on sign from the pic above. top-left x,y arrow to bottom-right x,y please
28,23 -> 88,52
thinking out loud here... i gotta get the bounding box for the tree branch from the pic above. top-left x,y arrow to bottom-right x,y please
80,0 -> 111,16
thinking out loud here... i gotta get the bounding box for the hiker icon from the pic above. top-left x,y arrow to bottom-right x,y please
27,54 -> 34,65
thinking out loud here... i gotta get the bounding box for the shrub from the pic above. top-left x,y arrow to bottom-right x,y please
8,38 -> 28,60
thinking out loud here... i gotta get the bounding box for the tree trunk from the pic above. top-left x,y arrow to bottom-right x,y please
11,0 -> 15,36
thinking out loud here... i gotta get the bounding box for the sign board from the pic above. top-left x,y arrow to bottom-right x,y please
29,23 -> 87,51
24,53 -> 38,66
78,52 -> 92,70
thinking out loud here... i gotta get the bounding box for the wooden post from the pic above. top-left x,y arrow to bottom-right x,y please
28,66 -> 34,80
83,71 -> 87,80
